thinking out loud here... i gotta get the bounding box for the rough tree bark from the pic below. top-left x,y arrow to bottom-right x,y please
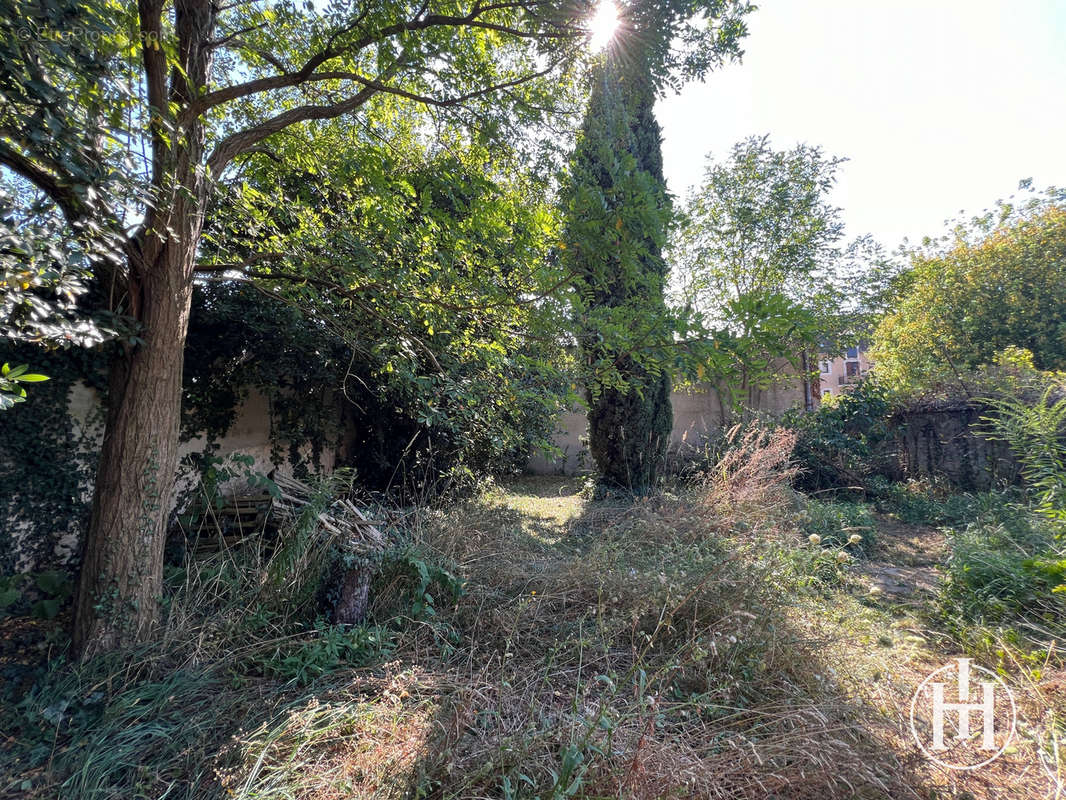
72,0 -> 213,655
72,249 -> 196,653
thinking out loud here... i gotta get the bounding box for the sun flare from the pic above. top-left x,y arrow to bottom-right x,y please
588,0 -> 620,51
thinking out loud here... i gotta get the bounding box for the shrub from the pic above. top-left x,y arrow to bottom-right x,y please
784,380 -> 896,491
982,383 -> 1066,521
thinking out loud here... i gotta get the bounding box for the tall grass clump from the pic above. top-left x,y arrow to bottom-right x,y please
939,503 -> 1066,657
690,423 -> 799,529
935,386 -> 1066,658
1,472 -> 459,800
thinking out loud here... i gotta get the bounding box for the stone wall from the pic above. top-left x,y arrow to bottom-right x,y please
890,405 -> 1019,491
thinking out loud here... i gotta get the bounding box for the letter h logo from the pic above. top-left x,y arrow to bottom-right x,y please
930,658 -> 996,751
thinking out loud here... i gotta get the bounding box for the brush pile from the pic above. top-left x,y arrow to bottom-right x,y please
272,472 -> 386,624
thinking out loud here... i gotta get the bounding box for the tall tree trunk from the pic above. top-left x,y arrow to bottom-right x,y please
586,363 -> 672,491
70,0 -> 214,657
72,243 -> 196,656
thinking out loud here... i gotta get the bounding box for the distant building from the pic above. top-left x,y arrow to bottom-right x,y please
817,343 -> 873,401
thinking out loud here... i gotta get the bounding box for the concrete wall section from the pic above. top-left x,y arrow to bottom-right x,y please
891,406 -> 1020,491
10,384 -> 337,572
529,373 -> 807,475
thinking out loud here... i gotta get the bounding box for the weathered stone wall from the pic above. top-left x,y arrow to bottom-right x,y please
890,405 -> 1020,491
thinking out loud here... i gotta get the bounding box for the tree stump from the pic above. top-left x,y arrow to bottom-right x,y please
332,563 -> 373,625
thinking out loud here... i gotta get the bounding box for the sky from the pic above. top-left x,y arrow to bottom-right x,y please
657,0 -> 1066,250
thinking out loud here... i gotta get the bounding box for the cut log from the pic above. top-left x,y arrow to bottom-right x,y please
332,565 -> 373,625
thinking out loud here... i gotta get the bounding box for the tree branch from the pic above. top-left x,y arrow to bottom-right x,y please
206,84 -> 379,173
189,1 -> 569,116
0,140 -> 86,223
194,259 -> 573,314
291,60 -> 561,110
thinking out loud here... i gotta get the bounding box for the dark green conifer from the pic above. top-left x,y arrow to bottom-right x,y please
562,54 -> 673,492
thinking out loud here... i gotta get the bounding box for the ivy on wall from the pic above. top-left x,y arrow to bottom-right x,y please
182,282 -> 347,476
2,280 -> 566,572
0,344 -> 108,573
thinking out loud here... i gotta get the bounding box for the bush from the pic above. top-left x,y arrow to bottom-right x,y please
982,382 -> 1066,521
784,380 -> 896,491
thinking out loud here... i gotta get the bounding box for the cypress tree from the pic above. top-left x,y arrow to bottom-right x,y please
562,55 -> 673,492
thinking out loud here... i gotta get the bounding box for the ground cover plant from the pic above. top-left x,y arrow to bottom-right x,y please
4,418 -> 1066,799
2,431 -> 917,800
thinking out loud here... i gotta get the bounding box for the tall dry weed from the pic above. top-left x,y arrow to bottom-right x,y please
695,423 -> 799,528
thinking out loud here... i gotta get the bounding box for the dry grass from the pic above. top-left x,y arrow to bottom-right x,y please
11,432 -> 1057,799
372,483 -> 917,800
696,424 -> 800,521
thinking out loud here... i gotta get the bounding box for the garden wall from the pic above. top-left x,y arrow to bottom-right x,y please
889,404 -> 1019,491
528,372 -> 808,475
1,383 -> 336,573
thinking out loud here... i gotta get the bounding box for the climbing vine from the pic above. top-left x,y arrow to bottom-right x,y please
181,282 -> 347,476
2,277 -> 567,573
0,343 -> 108,572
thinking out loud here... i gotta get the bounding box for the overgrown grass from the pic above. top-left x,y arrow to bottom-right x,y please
936,498 -> 1066,660
1,430 -> 918,799
801,498 -> 877,555
869,477 -> 1015,527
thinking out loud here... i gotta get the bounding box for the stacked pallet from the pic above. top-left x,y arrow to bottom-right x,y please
272,473 -> 385,624
185,493 -> 275,553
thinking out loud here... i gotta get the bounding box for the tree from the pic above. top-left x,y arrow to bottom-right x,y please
672,135 -> 858,415
195,125 -> 573,490
2,0 -> 579,655
0,0 -> 753,654
873,190 -> 1066,396
561,55 -> 674,491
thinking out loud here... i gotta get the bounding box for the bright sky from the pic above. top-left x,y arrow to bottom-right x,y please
657,0 -> 1066,249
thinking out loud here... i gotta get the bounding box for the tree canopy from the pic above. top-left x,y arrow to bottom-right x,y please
873,189 -> 1066,396
670,135 -> 863,414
